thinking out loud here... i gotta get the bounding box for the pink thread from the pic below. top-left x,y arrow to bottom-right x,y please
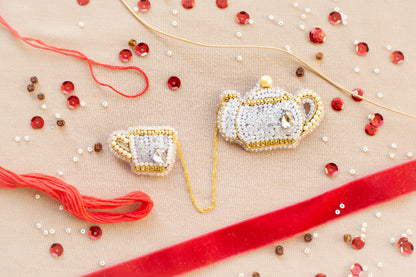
0,15 -> 149,98
0,166 -> 153,223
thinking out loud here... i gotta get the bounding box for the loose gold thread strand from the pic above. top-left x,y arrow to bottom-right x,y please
120,0 -> 415,120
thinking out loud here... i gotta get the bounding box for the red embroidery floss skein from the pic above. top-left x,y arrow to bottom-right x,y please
0,166 -> 153,223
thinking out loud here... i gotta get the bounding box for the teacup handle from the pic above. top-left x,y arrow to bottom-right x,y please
110,131 -> 132,160
294,89 -> 324,134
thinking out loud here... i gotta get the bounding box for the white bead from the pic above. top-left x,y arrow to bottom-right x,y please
368,273 -> 374,277
361,227 -> 367,233
361,234 -> 366,239
305,8 -> 311,13
172,20 -> 177,26
41,104 -> 47,110
389,153 -> 395,159
73,156 -> 78,163
166,50 -> 173,56
236,32 -> 242,38
87,147 -> 93,152
239,274 -> 244,277
248,19 -> 254,24
353,40 -> 359,45
375,212 -> 382,218
78,21 -> 85,28
362,265 -> 368,271
172,9 -> 178,15
406,228 -> 412,235
407,152 -> 413,158
339,203 -> 345,209
49,229 -> 55,235
58,171 -> 64,176
334,7 -> 340,12
322,136 -> 328,142
362,146 -> 368,152
59,205 -> 64,211
55,113 -> 61,119
401,233 -> 408,238
386,44 -> 392,50
313,232 -> 318,238
102,101 -> 108,107
354,67 -> 360,73
35,194 -> 41,200
292,2 -> 299,8
80,228 -> 86,234
100,261 -> 106,267
278,20 -> 284,26
43,230 -> 49,235
299,24 -> 305,30
368,114 -> 373,119
236,56 -> 243,62
389,237 -> 395,243
362,222 -> 368,227
391,143 -> 397,149
300,14 -> 306,20
133,6 -> 139,12
349,169 -> 356,175
347,274 -> 353,277
335,209 -> 340,215
268,15 -> 274,20
285,45 -> 291,51
377,93 -> 383,98
377,262 -> 383,268
374,68 -> 380,74
80,101 -> 86,107
36,223 -> 42,229
14,136 -> 21,142
65,228 -> 71,234
77,148 -> 83,155
304,248 -> 310,254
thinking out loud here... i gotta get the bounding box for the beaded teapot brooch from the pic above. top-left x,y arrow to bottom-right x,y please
217,76 -> 324,151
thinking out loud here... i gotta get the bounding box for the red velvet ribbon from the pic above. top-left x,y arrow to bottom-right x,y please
83,159 -> 416,277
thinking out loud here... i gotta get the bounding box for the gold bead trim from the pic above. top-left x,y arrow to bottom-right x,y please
110,132 -> 132,160
134,165 -> 168,172
243,95 -> 291,106
129,128 -> 174,136
294,91 -> 324,134
246,138 -> 296,149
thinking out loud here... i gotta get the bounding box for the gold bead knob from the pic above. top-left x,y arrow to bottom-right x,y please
260,75 -> 273,88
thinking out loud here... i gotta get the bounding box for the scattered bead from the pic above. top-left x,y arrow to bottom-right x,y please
89,226 -> 102,240
236,32 -> 242,38
353,40 -> 359,45
325,163 -> 338,176
128,39 -> 137,48
352,88 -> 364,102
135,42 -> 149,56
41,104 -> 47,110
65,228 -> 71,234
58,171 -> 64,176
391,143 -> 397,149
374,68 -> 380,74
362,265 -> 368,272
248,19 -> 254,24
375,212 -> 382,218
50,243 -> 64,257
308,28 -> 326,44
377,92 -> 383,98
100,261 -> 106,267
300,13 -> 306,20
57,119 -> 65,127
389,237 -> 396,243
80,228 -> 86,234
239,274 -> 244,277
72,157 -> 78,163
78,21 -> 85,28
339,203 -> 345,209
133,6 -> 139,12
80,101 -> 86,107
362,222 -> 367,227
236,11 -> 250,25
328,11 -> 342,24
102,101 -> 108,108
362,146 -> 368,152
389,153 -> 395,159
401,233 -> 408,238
377,262 -> 383,268
27,84 -> 35,92
67,95 -> 80,109
35,194 -> 41,200
137,0 -> 151,12
354,67 -> 360,73
322,136 -> 328,142
36,223 -> 42,229
171,20 -> 178,27
344,234 -> 352,243
14,136 -> 21,142
216,0 -> 228,9
355,42 -> 369,56
278,20 -> 284,26
49,229 -> 55,235
59,205 -> 64,211
313,232 -> 318,238
292,2 -> 299,8
167,50 -> 173,56
37,93 -> 45,100
361,227 -> 367,233
252,273 -> 260,277
305,8 -> 311,13
268,15 -> 274,20
370,113 -> 383,127
385,45 -> 392,50
315,52 -> 323,60
349,169 -> 356,175
119,49 -> 132,62
368,273 -> 374,277
77,148 -> 83,155
30,76 -> 38,84
61,81 -> 74,95
304,248 -> 310,254
43,230 -> 49,235
352,236 -> 365,249
335,209 -> 341,215
182,0 -> 195,9
350,263 -> 363,276
275,245 -> 284,255
87,147 -> 93,152
365,124 -> 378,136
391,51 -> 404,64
296,67 -> 305,77
304,233 -> 313,242
172,9 -> 178,15
167,76 -> 181,90
407,152 -> 413,158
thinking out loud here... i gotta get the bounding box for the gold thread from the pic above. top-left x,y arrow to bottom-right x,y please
119,0 -> 416,120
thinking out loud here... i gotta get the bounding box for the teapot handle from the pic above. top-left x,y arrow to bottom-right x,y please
110,131 -> 132,160
294,89 -> 324,134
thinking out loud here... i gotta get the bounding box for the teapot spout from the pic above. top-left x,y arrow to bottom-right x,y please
217,91 -> 240,141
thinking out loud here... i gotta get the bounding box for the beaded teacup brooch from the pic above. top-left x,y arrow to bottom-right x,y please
217,75 -> 324,151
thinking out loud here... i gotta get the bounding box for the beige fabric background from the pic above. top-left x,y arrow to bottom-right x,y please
0,0 -> 415,276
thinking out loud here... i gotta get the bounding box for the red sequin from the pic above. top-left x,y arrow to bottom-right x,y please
331,97 -> 344,111
77,0 -> 89,6
356,42 -> 369,56
315,274 -> 326,277
397,237 -> 409,249
119,49 -> 132,62
401,241 -> 414,256
61,81 -> 74,95
328,11 -> 342,25
352,88 -> 364,102
135,43 -> 149,57
370,113 -> 383,127
182,0 -> 195,9
89,226 -> 102,240
67,96 -> 80,109
325,163 -> 338,176
391,51 -> 404,64
365,123 -> 378,136
308,28 -> 326,44
137,0 -> 151,12
167,76 -> 181,90
352,236 -> 365,250
236,11 -> 250,25
216,0 -> 228,9
50,243 -> 64,257
31,116 -> 44,129
350,263 -> 363,276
